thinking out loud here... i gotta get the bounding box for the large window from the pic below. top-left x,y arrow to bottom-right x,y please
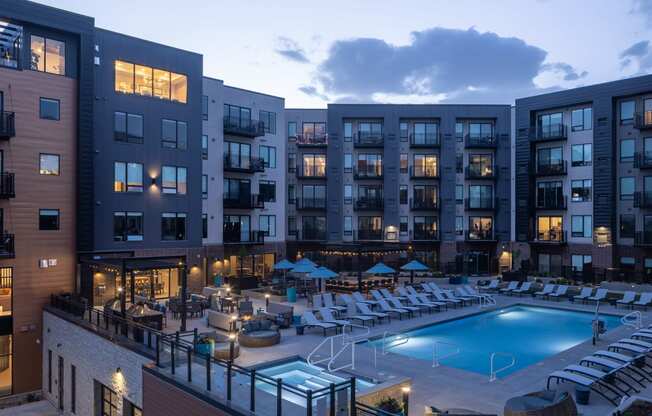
468,185 -> 493,209
223,178 -> 249,201
259,215 -> 276,237
114,60 -> 187,103
571,107 -> 592,131
302,154 -> 326,177
620,100 -> 635,125
39,154 -> 60,176
39,209 -> 59,230
161,119 -> 187,149
114,112 -> 144,144
414,216 -> 438,239
358,122 -> 382,138
30,35 -> 65,75
302,122 -> 326,139
620,177 -> 635,200
356,154 -> 383,176
162,166 -> 187,195
113,212 -> 143,241
538,147 -> 563,168
303,185 -> 326,206
571,179 -> 592,202
39,98 -> 60,120
468,217 -> 493,240
571,255 -> 592,273
260,145 -> 277,168
302,216 -> 326,240
468,154 -> 494,177
100,384 -> 119,416
114,162 -> 143,192
161,213 -> 187,240
538,112 -> 563,137
571,215 -> 592,238
413,185 -> 438,206
288,122 -> 297,138
536,181 -> 563,208
225,141 -> 252,169
620,214 -> 635,239
536,216 -> 563,241
571,144 -> 591,167
260,110 -> 276,134
620,139 -> 635,163
224,215 -> 251,242
259,180 -> 276,202
224,104 -> 251,127
412,122 -> 439,144
469,122 -> 493,139
413,154 -> 438,177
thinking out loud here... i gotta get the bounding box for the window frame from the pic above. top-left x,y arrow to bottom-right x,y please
114,60 -> 187,103
620,139 -> 635,163
39,153 -> 60,176
570,179 -> 592,202
39,209 -> 60,231
259,215 -> 276,237
39,97 -> 60,121
571,107 -> 592,132
161,166 -> 187,195
260,145 -> 277,168
114,161 -> 144,193
259,110 -> 277,134
30,35 -> 66,75
113,211 -> 144,242
114,111 -> 144,144
620,177 -> 635,201
571,215 -> 593,238
619,214 -> 635,239
571,143 -> 592,167
161,212 -> 187,241
259,180 -> 276,202
620,100 -> 635,125
161,119 -> 187,150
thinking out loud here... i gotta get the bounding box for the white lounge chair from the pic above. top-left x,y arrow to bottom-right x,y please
563,365 -> 633,396
512,282 -> 533,296
587,288 -> 609,303
302,311 -> 339,336
312,294 -> 324,308
442,290 -> 472,306
380,288 -> 405,301
377,299 -> 410,320
573,287 -> 593,303
370,289 -> 386,303
352,291 -> 378,306
548,285 -> 568,301
430,290 -> 461,307
547,370 -> 621,405
500,281 -> 519,294
428,282 -> 453,295
580,355 -> 649,386
456,286 -> 482,302
479,279 -> 499,292
387,297 -> 421,317
534,284 -> 555,298
406,294 -> 442,312
356,303 -> 390,323
617,292 -> 637,308
633,293 -> 652,310
322,293 -> 347,314
417,294 -> 447,310
406,285 -> 426,299
421,282 -> 434,293
319,308 -> 352,329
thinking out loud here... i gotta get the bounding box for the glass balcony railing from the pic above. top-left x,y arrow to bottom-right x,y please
464,134 -> 497,148
532,230 -> 567,244
296,198 -> 327,210
465,164 -> 497,179
409,198 -> 439,210
223,155 -> 265,173
533,161 -> 567,176
223,116 -> 265,137
530,124 -> 567,142
354,198 -> 384,211
222,193 -> 264,209
296,133 -> 328,146
223,229 -> 265,244
634,112 -> 652,130
635,151 -> 652,169
409,132 -> 440,147
535,195 -> 567,210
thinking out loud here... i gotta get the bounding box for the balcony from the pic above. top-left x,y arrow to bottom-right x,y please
464,165 -> 497,180
223,155 -> 265,173
464,134 -> 497,149
409,133 -> 440,148
296,165 -> 327,180
464,197 -> 498,211
535,195 -> 567,210
296,198 -> 327,211
296,133 -> 328,147
532,161 -> 567,176
409,166 -> 438,179
0,173 -> 15,199
223,194 -> 264,209
634,152 -> 652,169
530,230 -> 567,245
298,229 -> 327,241
465,230 -> 496,242
0,234 -> 15,259
353,133 -> 384,148
635,231 -> 652,246
0,112 -> 15,140
354,198 -> 384,211
634,192 -> 652,209
223,116 -> 265,137
356,229 -> 383,241
223,229 -> 265,244
412,229 -> 440,241
354,167 -> 383,180
409,198 -> 439,211
529,124 -> 567,143
634,112 -> 652,130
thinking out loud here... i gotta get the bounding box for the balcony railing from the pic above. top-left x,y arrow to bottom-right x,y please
0,173 -> 15,199
296,198 -> 327,210
635,152 -> 652,169
464,134 -> 497,149
535,195 -> 567,210
353,133 -> 384,148
465,230 -> 495,242
634,191 -> 652,209
464,197 -> 498,211
223,229 -> 265,244
409,132 -> 440,148
409,198 -> 439,211
356,229 -> 383,241
0,234 -> 15,259
634,112 -> 652,130
464,165 -> 497,180
412,229 -> 439,241
222,193 -> 264,209
354,167 -> 383,180
532,161 -> 568,176
530,124 -> 568,142
296,165 -> 327,179
0,112 -> 15,140
531,230 -> 567,244
409,166 -> 438,179
298,229 -> 327,241
223,116 -> 265,137
635,231 -> 652,246
223,155 -> 265,173
296,133 -> 328,147
354,198 -> 384,211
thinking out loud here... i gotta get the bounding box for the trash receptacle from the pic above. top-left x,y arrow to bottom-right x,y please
296,325 -> 304,335
575,385 -> 590,405
286,287 -> 297,303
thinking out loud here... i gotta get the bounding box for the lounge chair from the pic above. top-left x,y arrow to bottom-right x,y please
442,290 -> 472,306
563,365 -> 635,396
548,285 -> 568,301
456,287 -> 482,302
322,293 -> 347,314
387,297 -> 421,317
573,287 -> 593,303
546,370 -> 621,405
380,288 -> 405,301
356,303 -> 390,323
430,290 -> 461,308
312,294 -> 324,308
428,282 -> 453,295
406,285 -> 426,299
534,284 -> 555,298
580,355 -> 648,387
352,291 -> 378,307
302,311 -> 339,336
376,299 -> 410,320
608,342 -> 650,356
593,350 -> 652,380
421,282 -> 434,293
499,281 -> 519,294
478,279 -> 499,292
406,294 -> 442,313
587,288 -> 609,303
512,282 -> 533,296
633,293 -> 652,310
319,308 -> 352,329
617,292 -> 637,309
370,289 -> 386,303
417,294 -> 447,310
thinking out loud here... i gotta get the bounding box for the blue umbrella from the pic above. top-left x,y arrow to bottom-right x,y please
295,258 -> 317,267
309,267 -> 338,291
273,259 -> 295,270
401,260 -> 430,284
291,263 -> 317,274
365,262 -> 396,275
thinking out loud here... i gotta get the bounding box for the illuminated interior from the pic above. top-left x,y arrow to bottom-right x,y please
114,60 -> 187,103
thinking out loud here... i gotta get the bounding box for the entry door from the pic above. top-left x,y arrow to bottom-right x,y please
58,356 -> 64,410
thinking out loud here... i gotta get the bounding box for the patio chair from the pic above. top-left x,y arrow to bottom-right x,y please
371,289 -> 389,303
356,302 -> 390,323
562,364 -> 635,396
376,299 -> 410,320
319,308 -> 352,329
420,282 -> 434,293
442,291 -> 472,306
387,297 -> 421,317
499,281 -> 519,294
302,311 -> 340,336
430,290 -> 461,308
455,287 -> 481,303
417,293 -> 447,310
322,293 -> 347,314
546,370 -> 622,405
573,287 -> 593,303
479,279 -> 499,292
352,291 -> 378,306
406,285 -> 424,298
593,350 -> 652,380
616,291 -> 637,309
511,282 -> 533,296
406,294 -> 442,313
428,282 -> 453,294
587,288 -> 609,303
633,292 -> 652,310
312,294 -> 324,309
534,284 -> 555,298
580,355 -> 648,387
548,285 -> 568,301
380,287 -> 405,301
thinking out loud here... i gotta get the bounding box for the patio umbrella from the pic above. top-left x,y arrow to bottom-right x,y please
400,260 -> 430,284
273,259 -> 295,286
308,267 -> 338,292
295,257 -> 317,267
291,263 -> 317,274
365,262 -> 396,275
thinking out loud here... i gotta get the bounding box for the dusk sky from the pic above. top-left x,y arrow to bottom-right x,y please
35,0 -> 652,107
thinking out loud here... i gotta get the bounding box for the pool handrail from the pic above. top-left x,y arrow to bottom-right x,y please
432,341 -> 461,367
621,311 -> 643,329
381,330 -> 409,355
489,351 -> 516,381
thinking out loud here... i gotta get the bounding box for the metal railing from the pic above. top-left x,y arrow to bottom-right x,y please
465,230 -> 495,241
530,124 -> 567,142
409,132 -> 440,147
296,165 -> 327,179
432,341 -> 460,368
409,166 -> 439,179
223,193 -> 265,209
634,192 -> 652,209
356,230 -> 383,241
223,155 -> 265,173
531,230 -> 567,244
533,161 -> 568,176
464,197 -> 497,211
381,331 -> 409,355
489,352 -> 516,382
353,133 -> 384,147
464,165 -> 497,180
223,229 -> 266,244
412,229 -> 439,241
354,198 -> 384,211
223,116 -> 265,137
297,198 -> 327,210
464,134 -> 497,148
354,167 -> 383,180
535,195 -> 567,210
634,151 -> 652,169
409,198 -> 439,210
634,112 -> 652,130
296,133 -> 328,146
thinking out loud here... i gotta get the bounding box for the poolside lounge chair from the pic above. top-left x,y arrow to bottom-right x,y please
548,285 -> 568,301
512,282 -> 533,296
617,291 -> 637,308
633,292 -> 652,310
573,287 -> 593,303
534,284 -> 555,298
380,288 -> 405,301
456,287 -> 482,302
376,299 -> 410,320
322,293 -> 347,314
547,370 -> 622,405
406,285 -> 426,299
563,365 -> 635,396
587,288 -> 609,303
421,282 -> 434,293
428,282 -> 453,295
302,311 -> 340,336
319,308 -> 352,329
430,290 -> 461,308
478,279 -> 499,292
387,297 -> 421,317
441,290 -> 472,306
593,350 -> 652,379
352,291 -> 378,307
356,303 -> 390,323
417,294 -> 447,310
406,294 -> 442,313
608,342 -> 650,356
581,355 -> 649,387
499,281 -> 519,294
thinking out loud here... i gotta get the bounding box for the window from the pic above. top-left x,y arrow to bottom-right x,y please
456,153 -> 463,173
620,100 -> 635,124
468,217 -> 493,240
571,179 -> 592,202
260,215 -> 276,237
455,216 -> 463,235
224,104 -> 251,127
162,166 -> 187,194
125,402 -> 142,416
161,213 -> 187,240
31,36 -> 65,75
202,135 -> 208,159
399,185 -> 408,205
225,141 -> 252,169
469,123 -> 494,139
344,185 -> 353,204
39,98 -> 60,120
344,154 -> 353,173
39,154 -> 60,175
468,185 -> 493,208
356,154 -> 382,177
260,110 -> 276,134
288,184 -> 296,204
620,139 -> 635,163
202,214 -> 208,239
302,154 -> 326,177
114,162 -> 143,192
344,216 -> 353,236
455,185 -> 463,204
571,215 -> 592,238
302,185 -> 326,207
114,60 -> 187,103
259,180 -> 276,202
536,181 -> 563,208
113,212 -> 144,241
620,214 -> 635,238
100,384 -> 119,416
571,255 -> 592,272
399,216 -> 408,236
288,153 -> 296,173
620,177 -> 635,200
571,107 -> 592,131
344,122 -> 353,141
571,144 -> 592,166
48,350 -> 52,393
538,112 -> 563,137
455,122 -> 464,141
400,154 -> 408,173
161,119 -> 187,149
536,216 -> 563,241
468,154 -> 494,177
302,122 -> 326,140
399,122 -> 408,141
202,95 -> 208,120
288,217 -> 297,236
114,112 -> 143,144
202,175 -> 208,199
39,209 -> 59,230
538,147 -> 563,168
260,145 -> 277,168
288,122 -> 297,138
621,257 -> 636,267
70,365 -> 76,414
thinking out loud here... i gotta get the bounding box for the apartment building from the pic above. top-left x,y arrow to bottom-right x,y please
514,74 -> 652,279
286,104 -> 513,274
202,78 -> 286,288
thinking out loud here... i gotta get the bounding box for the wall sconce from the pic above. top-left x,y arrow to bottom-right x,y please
116,367 -> 122,374
150,177 -> 157,186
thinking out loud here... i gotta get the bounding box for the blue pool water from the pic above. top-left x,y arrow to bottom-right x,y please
367,305 -> 622,378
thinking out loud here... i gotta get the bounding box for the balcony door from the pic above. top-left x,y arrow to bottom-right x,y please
466,251 -> 489,275
646,138 -> 652,162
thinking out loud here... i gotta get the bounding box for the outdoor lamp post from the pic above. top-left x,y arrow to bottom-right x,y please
228,332 -> 236,362
265,293 -> 270,309
401,386 -> 411,416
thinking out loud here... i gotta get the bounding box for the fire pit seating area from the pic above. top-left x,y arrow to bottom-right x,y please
238,317 -> 281,347
260,302 -> 294,328
206,309 -> 233,331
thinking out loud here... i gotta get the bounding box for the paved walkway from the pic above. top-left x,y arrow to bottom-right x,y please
0,401 -> 57,416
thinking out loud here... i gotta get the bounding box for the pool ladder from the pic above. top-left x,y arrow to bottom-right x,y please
479,294 -> 496,308
380,331 -> 409,355
489,352 -> 516,382
432,341 -> 461,368
621,311 -> 643,329
307,325 -> 370,372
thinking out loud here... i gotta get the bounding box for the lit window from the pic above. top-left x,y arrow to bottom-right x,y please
31,36 -> 65,75
39,154 -> 60,176
114,60 -> 135,94
170,72 -> 187,103
114,60 -> 187,103
134,64 -> 153,96
154,69 -> 171,100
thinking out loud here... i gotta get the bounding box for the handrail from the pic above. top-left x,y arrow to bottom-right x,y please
489,352 -> 516,382
621,311 -> 643,329
307,334 -> 337,367
479,294 -> 496,308
381,331 -> 409,355
432,341 -> 460,367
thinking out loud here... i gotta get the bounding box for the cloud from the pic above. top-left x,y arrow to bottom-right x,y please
275,37 -> 309,63
311,27 -> 586,104
299,85 -> 329,101
620,40 -> 652,73
631,0 -> 652,27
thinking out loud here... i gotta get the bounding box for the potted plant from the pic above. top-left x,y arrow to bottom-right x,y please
376,397 -> 403,415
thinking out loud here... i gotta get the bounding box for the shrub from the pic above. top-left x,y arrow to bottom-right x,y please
376,397 -> 403,415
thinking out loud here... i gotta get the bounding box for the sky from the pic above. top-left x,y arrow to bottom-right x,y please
33,0 -> 652,108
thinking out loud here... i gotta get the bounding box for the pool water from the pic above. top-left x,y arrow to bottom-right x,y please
367,305 -> 621,378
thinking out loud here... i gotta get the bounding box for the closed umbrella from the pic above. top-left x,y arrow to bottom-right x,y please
400,260 -> 430,284
308,267 -> 338,292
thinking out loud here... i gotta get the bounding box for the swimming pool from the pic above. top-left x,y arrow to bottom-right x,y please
367,305 -> 622,378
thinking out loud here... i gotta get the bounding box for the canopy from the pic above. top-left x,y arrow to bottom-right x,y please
365,262 -> 396,275
291,263 -> 317,274
295,258 -> 317,267
273,259 -> 295,270
308,267 -> 338,280
400,260 -> 429,271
